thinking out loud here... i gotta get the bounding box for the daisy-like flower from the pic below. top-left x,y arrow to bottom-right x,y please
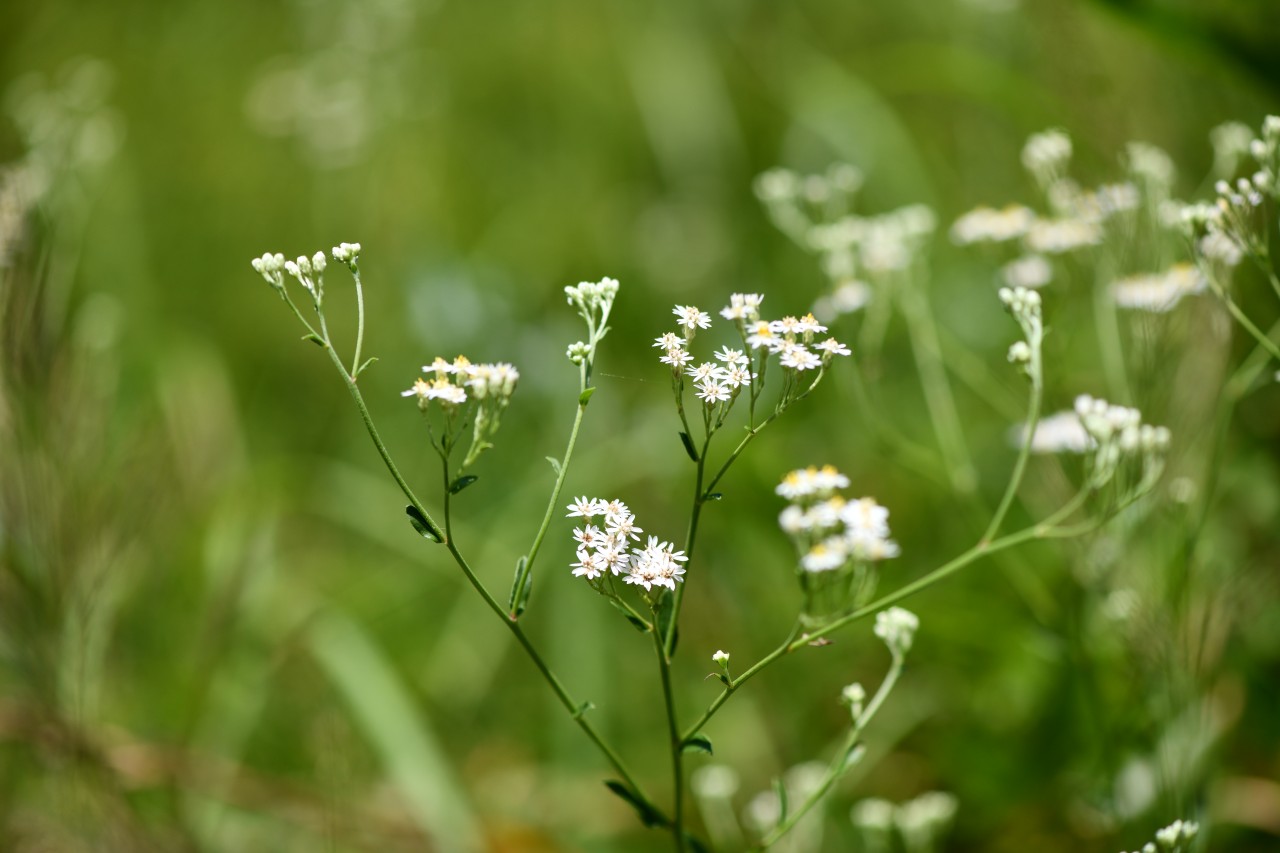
778,505 -> 812,534
601,499 -> 630,520
571,549 -> 605,580
723,365 -> 754,388
771,316 -> 804,337
660,347 -> 693,368
713,346 -> 749,366
1016,410 -> 1092,454
423,378 -> 467,405
950,204 -> 1035,245
779,346 -> 822,371
654,332 -> 683,350
696,380 -> 733,404
720,292 -> 764,321
674,304 -> 712,331
814,338 -> 851,357
424,357 -> 456,378
686,362 -> 728,383
745,321 -> 778,351
401,378 -> 431,401
802,539 -> 848,572
566,495 -> 604,519
794,313 -> 828,336
572,524 -> 604,550
605,512 -> 643,542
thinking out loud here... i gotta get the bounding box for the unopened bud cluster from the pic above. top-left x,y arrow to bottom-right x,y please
251,242 -> 367,307
1074,394 -> 1170,490
564,277 -> 619,365
873,607 -> 919,659
999,286 -> 1044,380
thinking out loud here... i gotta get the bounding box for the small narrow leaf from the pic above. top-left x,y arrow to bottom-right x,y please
579,387 -> 596,406
356,356 -> 379,376
302,333 -> 325,347
546,456 -> 562,477
703,492 -> 723,501
607,598 -> 650,632
682,734 -> 713,756
449,475 -> 479,494
603,780 -> 666,828
405,505 -> 443,543
842,743 -> 866,771
508,556 -> 529,614
655,591 -> 676,642
678,431 -> 699,462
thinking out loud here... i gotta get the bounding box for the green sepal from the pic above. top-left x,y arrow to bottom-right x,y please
678,431 -> 699,462
404,505 -> 443,543
449,475 -> 479,494
681,734 -> 713,756
579,387 -> 596,406
603,780 -> 666,828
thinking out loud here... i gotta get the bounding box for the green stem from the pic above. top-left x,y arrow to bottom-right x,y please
1093,257 -> 1133,404
686,490 -> 1093,738
756,655 -> 904,849
511,361 -> 590,618
1215,283 -> 1280,362
653,616 -> 686,852
982,338 -> 1043,544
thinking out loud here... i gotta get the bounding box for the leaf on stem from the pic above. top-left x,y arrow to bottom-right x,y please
842,743 -> 866,771
703,492 -> 723,501
655,592 -> 678,652
405,505 -> 443,543
302,333 -> 325,347
579,387 -> 596,406
546,456 -> 562,477
678,431 -> 699,462
603,780 -> 667,828
607,598 -> 650,632
355,356 -> 379,377
449,475 -> 479,495
681,733 -> 714,756
508,556 -> 532,617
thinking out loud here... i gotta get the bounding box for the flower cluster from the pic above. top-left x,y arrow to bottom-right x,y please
1119,818 -> 1199,853
655,295 -> 849,426
1110,263 -> 1206,313
776,465 -> 900,572
402,356 -> 519,469
873,606 -> 919,659
566,496 -> 686,593
250,242 -> 367,308
402,356 -> 519,409
851,792 -> 958,853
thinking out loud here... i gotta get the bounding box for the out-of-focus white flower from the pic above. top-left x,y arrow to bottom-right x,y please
1111,263 -> 1206,312
874,607 -> 919,657
950,204 -> 1035,244
1002,254 -> 1053,289
1025,217 -> 1103,253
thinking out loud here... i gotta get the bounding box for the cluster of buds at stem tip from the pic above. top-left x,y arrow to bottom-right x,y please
1074,394 -> 1171,492
250,242 -> 364,308
563,277 -> 619,365
998,286 -> 1043,380
874,607 -> 919,661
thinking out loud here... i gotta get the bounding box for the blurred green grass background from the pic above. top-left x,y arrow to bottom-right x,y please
2,0 -> 1279,850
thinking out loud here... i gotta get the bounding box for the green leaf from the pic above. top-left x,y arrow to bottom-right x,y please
405,505 -> 443,543
607,598 -> 650,632
685,833 -> 710,853
579,387 -> 596,406
682,734 -> 713,756
508,556 -> 531,617
655,591 -> 675,641
302,333 -> 325,347
678,431 -> 699,462
449,475 -> 479,494
603,780 -> 667,829
356,356 -> 379,376
842,743 -> 866,771
703,492 -> 723,501
546,456 -> 562,477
